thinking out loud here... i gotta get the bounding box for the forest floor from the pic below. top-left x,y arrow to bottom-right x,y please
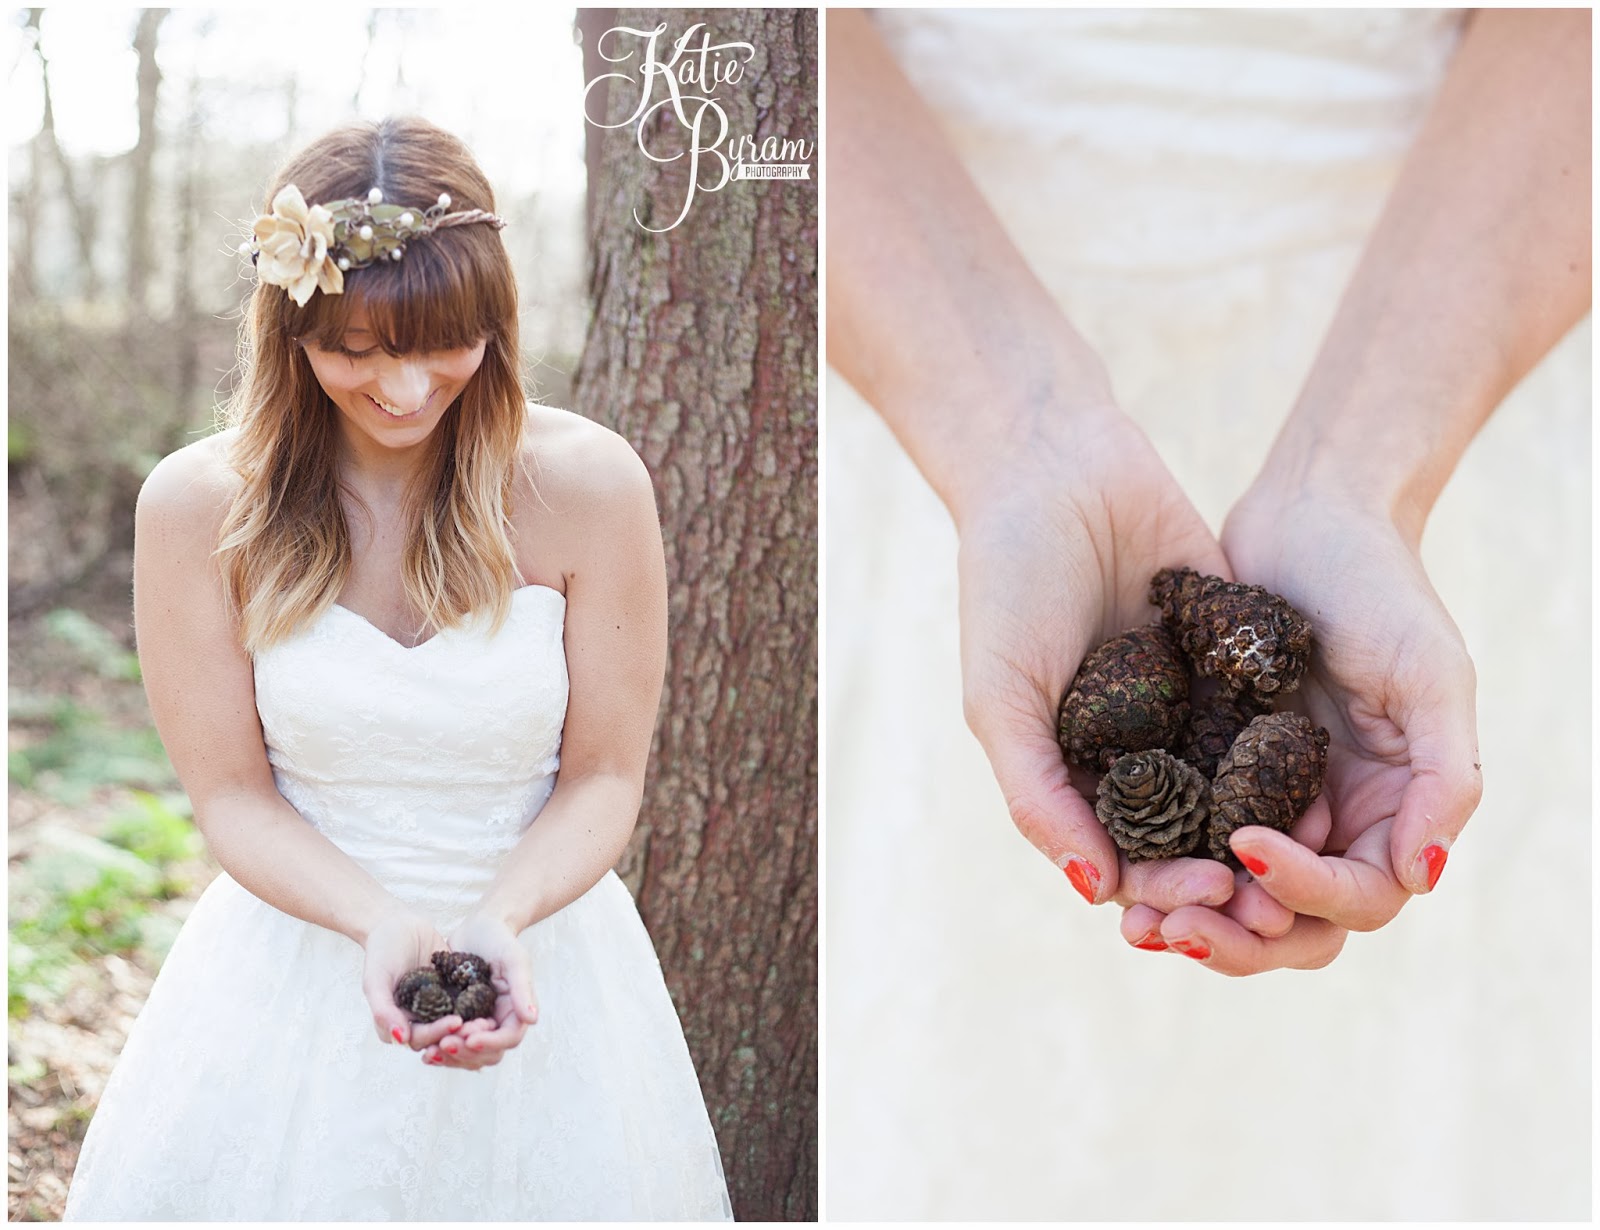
6,552 -> 218,1221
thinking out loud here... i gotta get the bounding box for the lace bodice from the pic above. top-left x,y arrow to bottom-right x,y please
252,584 -> 569,925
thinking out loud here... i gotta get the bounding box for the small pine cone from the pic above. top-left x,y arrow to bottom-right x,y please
453,981 -> 497,1023
1095,750 -> 1210,862
395,967 -> 442,1012
1180,692 -> 1271,780
1207,712 -> 1330,865
409,982 -> 455,1024
432,950 -> 491,989
1149,567 -> 1313,701
1058,623 -> 1190,772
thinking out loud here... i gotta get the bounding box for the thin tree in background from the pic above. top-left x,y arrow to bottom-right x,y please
573,8 -> 817,1221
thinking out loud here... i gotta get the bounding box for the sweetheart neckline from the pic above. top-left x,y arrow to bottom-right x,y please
327,583 -> 565,652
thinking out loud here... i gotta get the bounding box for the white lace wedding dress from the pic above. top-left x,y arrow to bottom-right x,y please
827,9 -> 1590,1221
64,585 -> 733,1221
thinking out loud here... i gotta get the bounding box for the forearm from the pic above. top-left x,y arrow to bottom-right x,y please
827,9 -> 1115,520
195,787 -> 405,944
472,773 -> 642,933
1259,9 -> 1590,540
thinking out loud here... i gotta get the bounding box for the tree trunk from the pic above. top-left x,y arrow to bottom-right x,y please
28,8 -> 100,300
126,9 -> 167,307
571,8 -> 817,1221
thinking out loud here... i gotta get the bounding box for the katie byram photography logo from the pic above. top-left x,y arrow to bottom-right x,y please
584,22 -> 815,232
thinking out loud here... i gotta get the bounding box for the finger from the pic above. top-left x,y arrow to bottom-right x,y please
969,704 -> 1122,905
1112,856 -> 1234,912
1160,904 -> 1348,976
1230,823 -> 1409,932
1289,793 -> 1333,854
500,952 -> 539,1027
464,1014 -> 529,1054
1220,877 -> 1297,939
362,974 -> 412,1047
1120,903 -> 1170,951
1388,700 -> 1482,895
406,1016 -> 463,1051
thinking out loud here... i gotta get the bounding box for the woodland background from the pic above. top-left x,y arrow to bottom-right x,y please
7,7 -> 816,1220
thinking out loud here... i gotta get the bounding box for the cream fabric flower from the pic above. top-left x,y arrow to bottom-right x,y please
252,185 -> 345,306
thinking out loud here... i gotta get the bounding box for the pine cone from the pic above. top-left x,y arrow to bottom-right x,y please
1207,712 -> 1330,865
1095,749 -> 1210,862
432,950 -> 491,989
410,982 -> 455,1024
1149,567 -> 1312,701
394,967 -> 443,1013
1180,691 -> 1271,780
453,981 -> 497,1023
1058,623 -> 1190,772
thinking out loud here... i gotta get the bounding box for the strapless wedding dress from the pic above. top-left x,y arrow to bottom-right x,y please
65,585 -> 732,1221
827,9 -> 1590,1220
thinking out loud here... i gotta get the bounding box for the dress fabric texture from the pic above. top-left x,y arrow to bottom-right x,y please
827,9 -> 1590,1221
65,585 -> 733,1221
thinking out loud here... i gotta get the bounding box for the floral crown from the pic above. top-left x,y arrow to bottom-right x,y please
243,184 -> 506,306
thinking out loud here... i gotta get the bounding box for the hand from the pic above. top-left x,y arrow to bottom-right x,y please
1127,486 -> 1482,975
361,907 -> 461,1050
417,912 -> 541,1071
955,406 -> 1244,918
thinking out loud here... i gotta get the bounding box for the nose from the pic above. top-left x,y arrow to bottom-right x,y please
376,357 -> 431,415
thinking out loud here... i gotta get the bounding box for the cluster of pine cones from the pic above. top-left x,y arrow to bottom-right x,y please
1057,567 -> 1329,867
395,951 -> 498,1023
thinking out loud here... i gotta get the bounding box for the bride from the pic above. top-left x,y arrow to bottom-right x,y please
64,115 -> 732,1221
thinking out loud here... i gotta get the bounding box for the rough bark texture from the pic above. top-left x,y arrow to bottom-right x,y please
572,8 -> 817,1221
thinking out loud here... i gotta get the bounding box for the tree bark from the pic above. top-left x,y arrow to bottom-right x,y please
571,9 -> 817,1221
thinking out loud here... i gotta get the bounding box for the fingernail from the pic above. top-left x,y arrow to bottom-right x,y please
391,1026 -> 405,1043
1064,857 -> 1100,904
1171,938 -> 1211,961
1419,842 -> 1448,892
1132,931 -> 1167,952
1238,852 -> 1269,878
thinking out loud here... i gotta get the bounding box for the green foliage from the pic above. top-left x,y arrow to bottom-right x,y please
44,607 -> 141,682
102,791 -> 200,893
7,698 -> 173,804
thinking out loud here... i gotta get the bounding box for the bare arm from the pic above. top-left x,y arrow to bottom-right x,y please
1251,7 -> 1591,540
826,8 -> 1118,519
472,426 -> 668,934
134,441 -> 409,943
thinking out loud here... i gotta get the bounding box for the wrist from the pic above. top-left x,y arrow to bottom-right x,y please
880,344 -> 1123,528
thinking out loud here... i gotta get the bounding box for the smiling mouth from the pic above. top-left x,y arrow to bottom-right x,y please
366,393 -> 423,419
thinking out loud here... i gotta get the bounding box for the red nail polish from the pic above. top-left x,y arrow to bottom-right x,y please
1172,939 -> 1211,961
391,1026 -> 405,1043
1238,852 -> 1269,878
1133,932 -> 1167,952
1421,843 -> 1448,891
1064,857 -> 1100,904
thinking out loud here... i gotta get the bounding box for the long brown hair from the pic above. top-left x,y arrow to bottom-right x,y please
216,116 -> 526,652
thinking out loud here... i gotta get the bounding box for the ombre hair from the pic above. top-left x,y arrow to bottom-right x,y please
216,117 -> 526,653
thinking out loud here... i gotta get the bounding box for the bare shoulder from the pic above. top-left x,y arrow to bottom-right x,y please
513,405 -> 660,586
137,430 -> 242,536
519,403 -> 654,509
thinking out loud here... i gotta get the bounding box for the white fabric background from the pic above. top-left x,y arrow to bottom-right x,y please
825,9 -> 1591,1220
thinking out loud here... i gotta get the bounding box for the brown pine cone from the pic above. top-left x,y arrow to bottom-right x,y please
1095,749 -> 1210,862
1180,691 -> 1271,780
394,967 -> 443,1013
432,950 -> 491,989
410,982 -> 455,1024
452,981 -> 497,1023
1207,712 -> 1330,865
1149,567 -> 1312,701
1058,623 -> 1190,772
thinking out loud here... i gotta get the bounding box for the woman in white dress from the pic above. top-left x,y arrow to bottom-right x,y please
64,116 -> 731,1221
827,9 -> 1589,1219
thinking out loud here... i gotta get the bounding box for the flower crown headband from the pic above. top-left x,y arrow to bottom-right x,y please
243,184 -> 507,306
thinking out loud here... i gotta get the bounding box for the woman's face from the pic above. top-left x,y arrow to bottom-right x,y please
302,304 -> 488,452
